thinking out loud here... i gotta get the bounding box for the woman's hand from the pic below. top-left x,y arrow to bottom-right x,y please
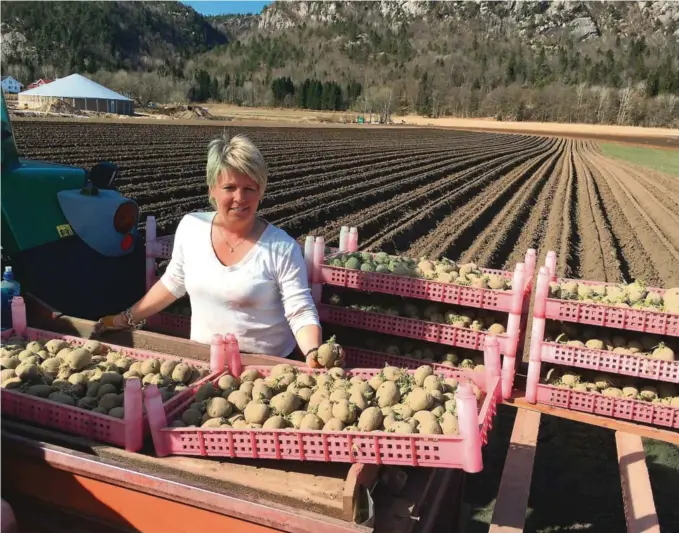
305,347 -> 323,369
93,312 -> 128,335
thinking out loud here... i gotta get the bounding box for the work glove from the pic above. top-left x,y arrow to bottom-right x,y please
93,313 -> 127,335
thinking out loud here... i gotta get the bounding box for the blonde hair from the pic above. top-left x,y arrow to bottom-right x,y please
206,133 -> 268,208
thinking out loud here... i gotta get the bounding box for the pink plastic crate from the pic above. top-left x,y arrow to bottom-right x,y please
320,264 -> 520,312
145,366 -> 500,472
147,312 -> 191,338
541,342 -> 679,384
318,304 -> 510,353
535,384 -> 679,429
0,327 -> 216,450
344,346 -> 461,374
544,299 -> 679,337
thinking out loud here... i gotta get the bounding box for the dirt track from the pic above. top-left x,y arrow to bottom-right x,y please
12,120 -> 679,286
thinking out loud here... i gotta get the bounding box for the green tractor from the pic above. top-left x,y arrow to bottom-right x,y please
1,92 -> 146,320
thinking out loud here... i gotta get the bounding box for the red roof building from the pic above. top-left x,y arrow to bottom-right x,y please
26,78 -> 54,90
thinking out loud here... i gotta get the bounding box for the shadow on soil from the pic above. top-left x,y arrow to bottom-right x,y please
462,408 -> 679,533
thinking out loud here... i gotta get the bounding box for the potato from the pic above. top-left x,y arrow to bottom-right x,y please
1,356 -> 21,370
316,400 -> 334,423
99,372 -> 123,388
170,419 -> 187,428
440,412 -> 459,435
240,381 -> 256,396
270,391 -> 301,416
330,389 -> 351,402
296,373 -> 315,388
160,360 -> 178,378
181,408 -> 203,426
97,383 -> 117,397
141,359 -> 161,376
324,418 -> 345,431
288,410 -> 307,429
392,403 -> 414,419
206,397 -> 233,418
376,381 -> 400,407
357,407 -> 383,431
252,382 -> 273,401
201,417 -> 226,428
77,396 -> 99,409
332,399 -> 357,424
26,384 -> 53,398
270,363 -> 295,378
56,348 -> 72,361
1,368 -> 16,382
48,392 -> 76,406
15,362 -> 39,381
240,368 -> 261,382
423,375 -> 442,392
228,390 -> 251,411
45,339 -> 69,355
83,340 -> 105,355
414,366 -> 433,387
108,407 -> 125,419
413,410 -> 438,426
417,419 -> 443,435
99,393 -> 122,410
263,415 -> 288,429
406,388 -> 433,412
217,374 -> 240,391
68,373 -> 88,386
297,387 -> 313,402
194,383 -> 218,402
25,341 -> 42,353
123,370 -> 142,380
300,413 -> 323,430
66,348 -> 92,371
315,374 -> 333,388
114,357 -> 133,372
1,377 -> 23,389
171,363 -> 193,384
390,421 -> 415,434
349,392 -> 369,411
382,366 -> 403,382
328,367 -> 346,379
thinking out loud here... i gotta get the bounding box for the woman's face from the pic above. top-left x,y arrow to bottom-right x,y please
211,169 -> 262,226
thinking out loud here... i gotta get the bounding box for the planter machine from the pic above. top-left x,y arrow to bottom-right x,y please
1,92 -> 677,533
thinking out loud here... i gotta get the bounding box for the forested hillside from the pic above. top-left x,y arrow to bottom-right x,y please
2,1 -> 678,126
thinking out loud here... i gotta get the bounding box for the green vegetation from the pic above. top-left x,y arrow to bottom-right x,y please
2,2 -> 678,124
600,143 -> 679,177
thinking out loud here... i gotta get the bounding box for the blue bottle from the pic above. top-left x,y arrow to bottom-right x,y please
1,266 -> 21,329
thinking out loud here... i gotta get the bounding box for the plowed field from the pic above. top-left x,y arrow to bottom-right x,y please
13,121 -> 679,286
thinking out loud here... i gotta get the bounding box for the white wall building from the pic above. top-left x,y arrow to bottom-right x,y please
1,76 -> 23,94
18,73 -> 133,115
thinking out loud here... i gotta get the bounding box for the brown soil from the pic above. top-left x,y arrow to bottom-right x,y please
12,120 -> 679,289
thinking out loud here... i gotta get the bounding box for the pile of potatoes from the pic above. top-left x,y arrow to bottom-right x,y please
170,362 -> 485,435
549,280 -> 679,314
545,322 -> 676,361
328,251 -> 511,290
0,336 -> 208,418
542,367 -> 679,406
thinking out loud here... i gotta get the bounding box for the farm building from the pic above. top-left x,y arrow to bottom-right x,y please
25,78 -> 53,90
2,76 -> 23,94
18,73 -> 133,115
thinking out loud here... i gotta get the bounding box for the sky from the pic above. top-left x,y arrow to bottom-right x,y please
182,1 -> 271,16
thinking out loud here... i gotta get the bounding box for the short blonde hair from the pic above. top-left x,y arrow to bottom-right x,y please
206,133 -> 268,208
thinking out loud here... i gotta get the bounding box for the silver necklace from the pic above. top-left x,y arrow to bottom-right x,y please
216,216 -> 252,253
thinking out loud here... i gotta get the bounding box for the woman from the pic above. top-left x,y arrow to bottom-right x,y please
96,133 -> 323,363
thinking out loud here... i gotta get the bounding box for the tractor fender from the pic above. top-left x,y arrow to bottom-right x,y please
57,189 -> 138,257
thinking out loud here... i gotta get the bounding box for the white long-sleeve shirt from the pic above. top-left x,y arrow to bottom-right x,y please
160,211 -> 320,356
